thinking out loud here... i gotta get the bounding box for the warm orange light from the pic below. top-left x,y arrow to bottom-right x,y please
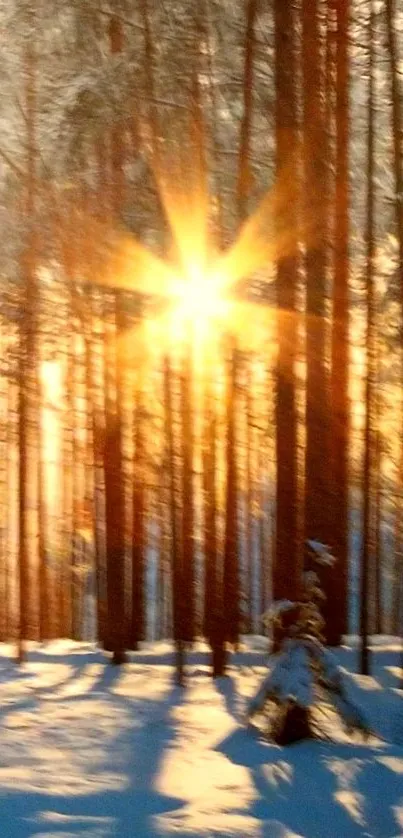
169,263 -> 231,346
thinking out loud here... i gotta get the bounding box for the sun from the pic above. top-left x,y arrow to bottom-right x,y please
169,262 -> 231,348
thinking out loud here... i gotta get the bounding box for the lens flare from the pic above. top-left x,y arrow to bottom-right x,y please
169,263 -> 231,347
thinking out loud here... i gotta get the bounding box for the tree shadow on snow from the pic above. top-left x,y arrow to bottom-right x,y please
0,680 -> 188,838
216,726 -> 403,838
215,673 -> 243,723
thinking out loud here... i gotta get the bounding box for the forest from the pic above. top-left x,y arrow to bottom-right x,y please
0,0 -> 402,686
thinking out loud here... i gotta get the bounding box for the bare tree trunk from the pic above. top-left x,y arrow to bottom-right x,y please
163,355 -> 185,685
156,472 -> 168,640
360,0 -> 376,676
223,338 -> 240,649
0,339 -> 8,641
385,0 -> 403,674
18,21 -> 37,662
237,0 -> 257,222
202,1 -> 225,246
103,296 -> 127,663
329,0 -> 350,645
180,342 -> 195,643
102,11 -> 128,665
373,354 -> 383,635
245,362 -> 254,632
274,0 -> 301,601
202,375 -> 224,675
258,435 -> 270,634
303,0 -> 330,574
385,0 -> 403,280
37,359 -> 49,641
131,369 -> 146,649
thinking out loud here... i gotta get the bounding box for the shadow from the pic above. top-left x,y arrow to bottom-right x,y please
0,679 -> 187,837
1,641 -> 402,836
336,643 -> 403,680
217,726 -> 403,838
86,659 -> 124,696
0,666 -> 88,721
126,647 -> 269,670
215,674 -> 243,723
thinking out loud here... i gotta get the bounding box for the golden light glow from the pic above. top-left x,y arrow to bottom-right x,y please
92,124 -> 312,367
169,263 -> 231,347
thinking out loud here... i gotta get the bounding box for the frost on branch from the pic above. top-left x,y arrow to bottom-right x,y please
248,542 -> 371,745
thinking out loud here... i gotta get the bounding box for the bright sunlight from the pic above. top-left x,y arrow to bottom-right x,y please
169,263 -> 231,347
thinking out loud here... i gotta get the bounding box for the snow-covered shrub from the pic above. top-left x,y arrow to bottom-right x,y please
248,543 -> 371,745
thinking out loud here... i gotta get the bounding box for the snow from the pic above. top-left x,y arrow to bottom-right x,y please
0,638 -> 401,837
249,641 -> 314,713
305,540 -> 335,566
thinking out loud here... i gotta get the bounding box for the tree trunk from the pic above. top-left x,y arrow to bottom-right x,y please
237,0 -> 257,222
202,375 -> 225,675
274,0 -> 301,601
373,359 -> 383,636
70,335 -> 81,642
360,0 -> 376,676
164,354 -> 185,685
180,343 -> 195,643
303,0 -> 330,573
103,296 -> 127,663
245,362 -> 254,632
37,363 -> 49,641
385,0 -> 403,668
131,369 -> 146,649
223,338 -> 240,647
102,12 -> 128,664
328,0 -> 350,645
18,23 -> 37,662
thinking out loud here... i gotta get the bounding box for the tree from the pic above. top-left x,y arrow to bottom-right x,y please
223,337 -> 240,647
302,0 -> 330,576
18,9 -> 38,661
103,295 -> 127,663
328,0 -> 350,645
102,10 -> 128,664
237,0 -> 257,224
163,353 -> 185,685
274,0 -> 301,601
203,372 -> 225,676
130,367 -> 146,649
385,0 -> 403,669
245,360 -> 254,631
360,0 -> 376,676
180,343 -> 195,642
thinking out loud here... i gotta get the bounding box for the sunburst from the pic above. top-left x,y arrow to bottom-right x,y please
92,126 -> 313,366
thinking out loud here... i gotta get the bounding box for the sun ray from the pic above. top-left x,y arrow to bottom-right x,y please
75,210 -> 178,298
80,129 -> 320,367
101,230 -> 178,297
153,143 -> 210,278
214,161 -> 319,293
150,89 -> 210,279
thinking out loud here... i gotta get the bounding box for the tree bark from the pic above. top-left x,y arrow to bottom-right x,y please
223,338 -> 240,647
18,21 -> 37,661
237,0 -> 257,222
180,343 -> 195,642
360,0 -> 376,676
385,0 -> 403,678
303,0 -> 330,570
131,369 -> 146,649
328,0 -> 350,645
164,355 -> 185,685
274,0 -> 301,601
103,296 -> 127,663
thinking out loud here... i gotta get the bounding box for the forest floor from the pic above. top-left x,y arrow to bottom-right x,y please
0,637 -> 402,838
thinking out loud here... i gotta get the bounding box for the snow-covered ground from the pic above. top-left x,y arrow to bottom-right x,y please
0,638 -> 402,838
